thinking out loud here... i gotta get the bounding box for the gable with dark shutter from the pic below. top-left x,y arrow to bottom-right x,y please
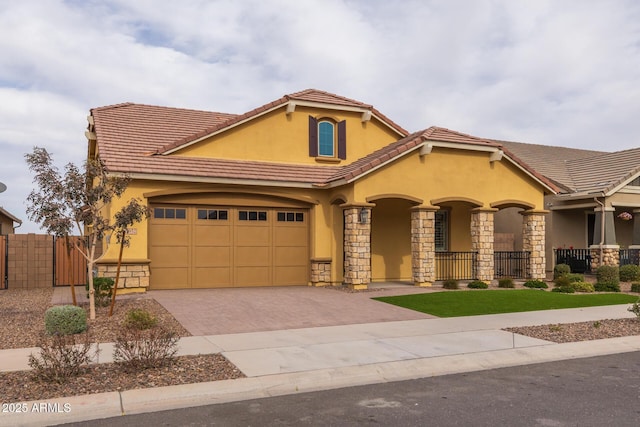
308,116 -> 318,157
337,120 -> 346,160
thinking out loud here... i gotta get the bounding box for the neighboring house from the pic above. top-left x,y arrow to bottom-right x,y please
0,207 -> 21,234
87,89 -> 556,291
498,140 -> 640,272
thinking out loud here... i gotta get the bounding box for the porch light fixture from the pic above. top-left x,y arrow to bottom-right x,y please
359,207 -> 368,224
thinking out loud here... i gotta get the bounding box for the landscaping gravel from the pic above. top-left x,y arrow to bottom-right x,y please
1,286 -> 638,404
0,288 -> 244,403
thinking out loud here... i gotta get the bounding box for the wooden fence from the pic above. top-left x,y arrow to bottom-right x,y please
0,234 -> 87,289
0,235 -> 5,289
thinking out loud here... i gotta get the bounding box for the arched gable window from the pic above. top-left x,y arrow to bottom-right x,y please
308,116 -> 347,160
318,120 -> 335,157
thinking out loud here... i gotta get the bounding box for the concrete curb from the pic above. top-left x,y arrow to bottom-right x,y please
4,335 -> 640,427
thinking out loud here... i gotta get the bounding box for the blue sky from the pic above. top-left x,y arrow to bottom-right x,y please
1,0 -> 640,232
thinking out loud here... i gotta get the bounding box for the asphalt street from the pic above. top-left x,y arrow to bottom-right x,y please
62,351 -> 640,427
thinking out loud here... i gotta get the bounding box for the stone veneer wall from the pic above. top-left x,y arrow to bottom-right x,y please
343,206 -> 371,288
411,207 -> 436,285
310,259 -> 332,286
471,209 -> 496,282
522,211 -> 546,280
589,246 -> 620,270
97,262 -> 150,290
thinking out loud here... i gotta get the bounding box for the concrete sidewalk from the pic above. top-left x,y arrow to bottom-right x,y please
2,304 -> 640,426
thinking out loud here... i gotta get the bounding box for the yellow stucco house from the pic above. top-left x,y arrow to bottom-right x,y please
87,89 -> 557,291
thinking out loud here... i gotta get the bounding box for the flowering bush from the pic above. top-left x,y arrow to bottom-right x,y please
618,211 -> 633,221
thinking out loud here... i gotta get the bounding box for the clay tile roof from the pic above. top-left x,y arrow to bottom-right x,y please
328,131 -> 425,183
92,99 -> 556,192
327,126 -> 559,193
153,89 -> 408,155
497,140 -> 604,192
287,88 -> 373,108
564,147 -> 640,194
92,102 -> 339,185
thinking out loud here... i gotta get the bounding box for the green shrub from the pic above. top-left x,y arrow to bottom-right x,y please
123,308 -> 158,330
467,280 -> 488,289
554,275 -> 572,288
594,282 -> 621,292
619,264 -> 640,282
498,278 -> 515,288
86,277 -> 114,307
523,280 -> 548,289
552,285 -> 575,293
442,279 -> 459,290
28,330 -> 96,383
44,305 -> 87,335
571,282 -> 595,293
553,263 -> 571,279
564,273 -> 584,283
596,265 -> 620,286
631,282 -> 640,293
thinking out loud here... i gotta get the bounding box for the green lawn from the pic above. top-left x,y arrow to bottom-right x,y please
373,289 -> 639,317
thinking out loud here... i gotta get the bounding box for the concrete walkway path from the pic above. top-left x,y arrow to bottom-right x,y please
2,301 -> 639,426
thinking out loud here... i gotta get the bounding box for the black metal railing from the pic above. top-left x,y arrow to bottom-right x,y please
620,248 -> 640,266
435,252 -> 477,280
494,251 -> 530,279
555,249 -> 591,273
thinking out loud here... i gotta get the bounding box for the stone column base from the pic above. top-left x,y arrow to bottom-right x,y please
96,259 -> 150,293
310,258 -> 332,287
589,245 -> 620,269
348,283 -> 369,290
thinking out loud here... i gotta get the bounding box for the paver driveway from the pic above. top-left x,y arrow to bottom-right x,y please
148,285 -> 434,336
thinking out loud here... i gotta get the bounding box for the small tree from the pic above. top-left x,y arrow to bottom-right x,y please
26,147 -> 148,320
109,199 -> 150,316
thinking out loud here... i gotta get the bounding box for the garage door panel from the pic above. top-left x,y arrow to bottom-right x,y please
194,247 -> 231,267
150,205 -> 309,289
236,226 -> 269,246
151,267 -> 189,289
274,227 -> 307,246
274,247 -> 307,266
236,267 -> 271,286
151,224 -> 189,246
193,226 -> 231,246
274,266 -> 307,285
151,246 -> 188,267
235,246 -> 270,266
193,267 -> 232,288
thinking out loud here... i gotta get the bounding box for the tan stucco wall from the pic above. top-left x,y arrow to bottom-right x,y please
174,106 -> 400,166
370,198 -> 412,281
352,148 -> 546,210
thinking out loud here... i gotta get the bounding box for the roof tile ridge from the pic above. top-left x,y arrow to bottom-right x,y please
91,102 -> 237,117
604,163 -> 640,193
327,131 -> 426,182
496,139 -> 606,154
91,102 -> 135,113
287,88 -> 373,108
429,126 -> 500,146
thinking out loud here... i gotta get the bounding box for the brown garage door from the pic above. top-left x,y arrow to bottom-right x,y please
149,205 -> 309,289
